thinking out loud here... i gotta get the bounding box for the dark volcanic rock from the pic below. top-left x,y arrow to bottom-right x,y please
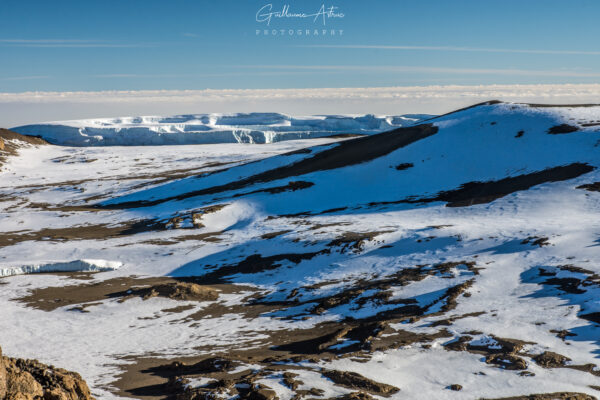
485,353 -> 528,370
533,351 -> 571,368
548,124 -> 580,134
577,182 -> 600,192
321,370 -> 399,395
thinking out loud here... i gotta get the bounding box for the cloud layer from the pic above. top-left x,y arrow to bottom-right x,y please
2,84 -> 600,127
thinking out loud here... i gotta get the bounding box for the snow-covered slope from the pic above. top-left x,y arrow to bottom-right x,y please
1,101 -> 600,400
103,101 -> 600,215
10,112 -> 432,146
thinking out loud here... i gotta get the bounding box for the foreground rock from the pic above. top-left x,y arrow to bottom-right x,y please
0,346 -> 94,400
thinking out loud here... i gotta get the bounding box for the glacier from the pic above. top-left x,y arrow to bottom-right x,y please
10,112 -> 433,146
0,259 -> 122,277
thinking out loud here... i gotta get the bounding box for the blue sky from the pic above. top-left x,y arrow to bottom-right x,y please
1,0 -> 600,92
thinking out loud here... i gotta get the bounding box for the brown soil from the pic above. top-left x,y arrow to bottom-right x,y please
0,219 -> 165,248
101,124 -> 438,209
16,276 -> 232,312
0,128 -> 48,147
0,215 -> 226,248
113,323 -> 420,400
0,345 -> 94,400
113,321 -> 445,399
0,128 -> 48,169
112,315 -> 451,398
108,261 -> 478,399
482,393 -> 597,400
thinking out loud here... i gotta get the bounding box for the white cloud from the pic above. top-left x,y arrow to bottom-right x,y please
3,84 -> 600,103
2,84 -> 600,127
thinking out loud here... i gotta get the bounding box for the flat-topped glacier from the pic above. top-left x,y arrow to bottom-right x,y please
10,112 -> 433,146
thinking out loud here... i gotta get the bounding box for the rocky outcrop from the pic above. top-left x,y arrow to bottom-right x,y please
0,129 -> 47,148
135,282 -> 219,302
320,370 -> 399,396
0,128 -> 48,169
0,346 -> 94,400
